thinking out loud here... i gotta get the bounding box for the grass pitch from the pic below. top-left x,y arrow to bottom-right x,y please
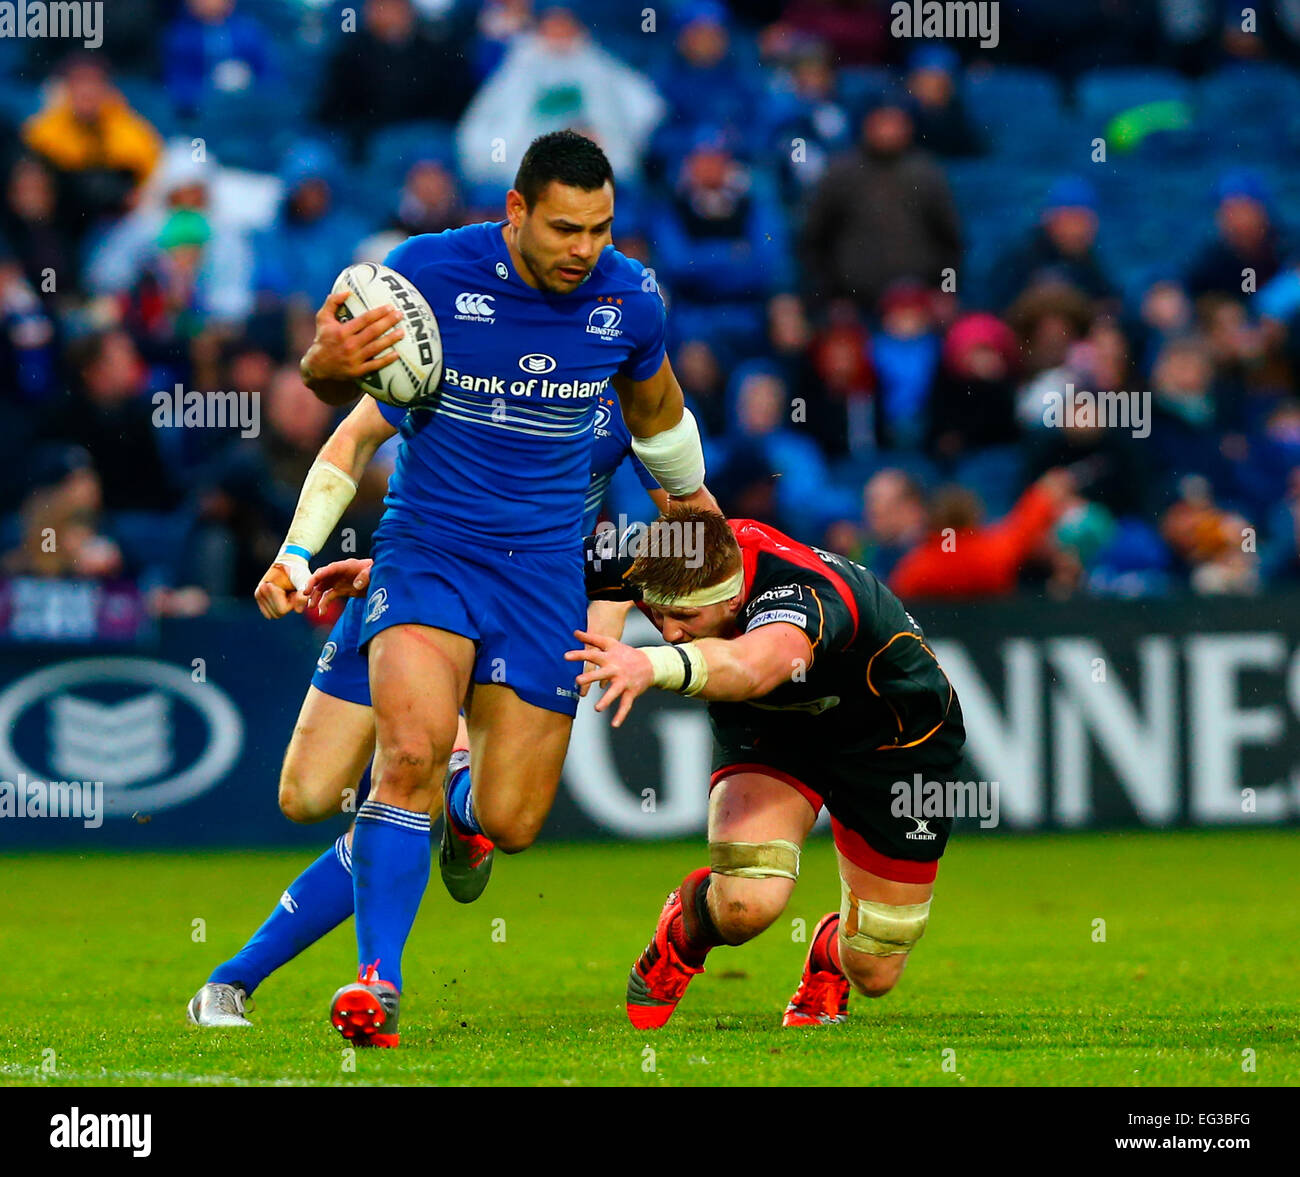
2,830 -> 1296,1087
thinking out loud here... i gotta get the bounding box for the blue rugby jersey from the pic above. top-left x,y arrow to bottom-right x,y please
377,221 -> 666,552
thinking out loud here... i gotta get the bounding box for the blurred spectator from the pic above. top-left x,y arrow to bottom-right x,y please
474,0 -> 536,79
927,312 -> 1020,459
990,177 -> 1117,311
0,254 -> 59,405
48,330 -> 180,515
762,38 -> 853,201
164,0 -> 279,118
1260,467 -> 1300,585
890,471 -> 1074,599
1132,277 -> 1193,375
392,159 -> 464,236
319,0 -> 474,159
2,445 -> 122,580
905,46 -> 984,158
1160,477 -> 1257,594
255,145 -> 373,307
1145,335 -> 1240,511
22,56 -> 163,241
802,99 -> 961,310
650,129 -> 790,347
673,337 -> 728,436
650,3 -> 765,168
805,302 -> 876,458
3,156 -> 76,306
777,0 -> 891,65
862,469 -> 928,581
86,145 -> 255,326
457,7 -> 664,185
870,282 -> 942,451
712,362 -> 840,536
1185,170 -> 1285,300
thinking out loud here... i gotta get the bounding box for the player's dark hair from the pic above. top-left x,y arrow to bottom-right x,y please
514,130 -> 614,208
629,507 -> 741,605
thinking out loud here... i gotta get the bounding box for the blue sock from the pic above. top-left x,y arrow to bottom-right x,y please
446,764 -> 482,835
209,834 -> 355,995
352,800 -> 431,991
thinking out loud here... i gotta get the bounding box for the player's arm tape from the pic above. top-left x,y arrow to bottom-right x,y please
642,642 -> 709,697
839,884 -> 931,956
630,409 -> 705,498
710,839 -> 801,881
275,459 -> 358,592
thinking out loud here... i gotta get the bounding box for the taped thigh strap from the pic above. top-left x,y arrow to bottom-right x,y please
709,839 -> 801,881
839,882 -> 931,956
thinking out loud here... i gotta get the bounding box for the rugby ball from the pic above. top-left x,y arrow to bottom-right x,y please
331,262 -> 443,407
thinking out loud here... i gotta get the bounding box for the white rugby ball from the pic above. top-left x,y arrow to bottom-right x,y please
331,262 -> 443,408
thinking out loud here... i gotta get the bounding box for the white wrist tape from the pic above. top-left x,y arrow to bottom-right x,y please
276,459 -> 358,590
643,643 -> 709,697
630,409 -> 705,498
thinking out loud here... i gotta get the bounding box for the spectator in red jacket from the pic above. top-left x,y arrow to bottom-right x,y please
890,470 -> 1074,599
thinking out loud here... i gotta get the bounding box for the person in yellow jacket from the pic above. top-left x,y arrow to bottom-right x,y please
23,54 -> 162,225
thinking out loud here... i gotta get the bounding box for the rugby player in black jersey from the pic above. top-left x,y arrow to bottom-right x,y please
569,506 -> 967,1029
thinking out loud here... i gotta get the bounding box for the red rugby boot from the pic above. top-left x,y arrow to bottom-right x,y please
783,912 -> 850,1027
625,868 -> 711,1029
330,962 -> 400,1047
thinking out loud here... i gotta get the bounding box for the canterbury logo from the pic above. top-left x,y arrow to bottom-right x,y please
454,292 -> 495,317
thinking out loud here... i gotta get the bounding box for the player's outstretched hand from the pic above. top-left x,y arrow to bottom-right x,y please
566,629 -> 655,728
302,291 -> 405,384
254,563 -> 303,620
306,558 -> 373,612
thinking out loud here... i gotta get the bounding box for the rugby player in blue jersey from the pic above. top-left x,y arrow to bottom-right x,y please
286,132 -> 708,1045
187,387 -> 669,1028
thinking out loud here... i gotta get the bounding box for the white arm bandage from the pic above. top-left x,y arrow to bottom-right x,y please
630,409 -> 705,498
275,459 -> 358,592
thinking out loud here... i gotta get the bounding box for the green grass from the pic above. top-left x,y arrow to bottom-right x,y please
2,831 -> 1297,1086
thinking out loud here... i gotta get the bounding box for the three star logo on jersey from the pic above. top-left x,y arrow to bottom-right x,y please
454,292 -> 495,322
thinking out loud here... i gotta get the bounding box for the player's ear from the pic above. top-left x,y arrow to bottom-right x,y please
505,189 -> 527,228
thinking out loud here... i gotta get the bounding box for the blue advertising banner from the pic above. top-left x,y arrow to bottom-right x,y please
1,594 -> 1298,848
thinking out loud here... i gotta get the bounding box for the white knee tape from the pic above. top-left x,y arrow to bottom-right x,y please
838,881 -> 931,956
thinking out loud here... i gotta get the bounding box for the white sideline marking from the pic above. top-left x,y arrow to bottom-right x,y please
0,1063 -> 388,1087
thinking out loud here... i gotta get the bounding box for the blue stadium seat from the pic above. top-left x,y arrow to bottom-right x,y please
1075,67 -> 1190,125
964,67 -> 1063,128
365,120 -> 458,175
115,76 -> 181,140
0,78 -> 41,126
1197,62 -> 1300,123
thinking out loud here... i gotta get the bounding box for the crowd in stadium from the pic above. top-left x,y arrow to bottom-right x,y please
3,0 -> 1300,616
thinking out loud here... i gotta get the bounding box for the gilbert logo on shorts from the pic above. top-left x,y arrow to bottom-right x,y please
454,292 -> 495,322
366,588 -> 389,624
906,816 -> 938,841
